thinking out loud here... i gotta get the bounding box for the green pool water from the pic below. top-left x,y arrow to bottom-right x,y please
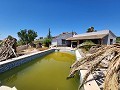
0,52 -> 79,90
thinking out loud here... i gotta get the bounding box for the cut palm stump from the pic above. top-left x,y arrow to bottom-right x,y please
0,37 -> 17,61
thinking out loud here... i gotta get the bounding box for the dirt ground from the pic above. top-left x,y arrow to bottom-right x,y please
17,47 -> 49,55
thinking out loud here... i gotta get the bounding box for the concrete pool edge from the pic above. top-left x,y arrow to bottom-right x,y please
75,50 -> 100,90
0,49 -> 56,73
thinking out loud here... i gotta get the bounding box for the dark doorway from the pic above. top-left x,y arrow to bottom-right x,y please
110,39 -> 113,45
72,42 -> 77,48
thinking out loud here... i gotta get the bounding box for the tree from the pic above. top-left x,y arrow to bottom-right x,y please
86,26 -> 96,33
116,37 -> 120,43
43,38 -> 51,47
17,29 -> 37,45
7,35 -> 14,40
43,28 -> 52,47
47,28 -> 52,39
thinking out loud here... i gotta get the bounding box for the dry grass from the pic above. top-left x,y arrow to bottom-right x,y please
37,47 -> 49,51
18,47 -> 49,55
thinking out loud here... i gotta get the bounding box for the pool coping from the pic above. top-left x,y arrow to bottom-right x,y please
0,49 -> 56,73
75,49 -> 100,90
0,49 -> 55,65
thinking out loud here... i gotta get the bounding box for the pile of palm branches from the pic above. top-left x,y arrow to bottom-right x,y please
0,36 -> 17,61
67,44 -> 120,90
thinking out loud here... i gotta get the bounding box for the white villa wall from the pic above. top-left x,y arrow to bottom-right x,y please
51,41 -> 57,46
103,35 -> 108,45
52,33 -> 73,46
102,31 -> 116,45
107,32 -> 116,44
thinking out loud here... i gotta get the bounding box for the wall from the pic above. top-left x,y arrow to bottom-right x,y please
107,32 -> 116,44
103,35 -> 108,45
0,49 -> 55,73
57,33 -> 73,46
52,33 -> 74,46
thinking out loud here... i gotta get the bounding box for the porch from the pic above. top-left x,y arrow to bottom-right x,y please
70,39 -> 103,48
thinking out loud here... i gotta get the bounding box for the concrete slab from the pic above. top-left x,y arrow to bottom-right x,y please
0,86 -> 17,90
75,50 -> 82,61
75,49 -> 100,90
80,70 -> 100,90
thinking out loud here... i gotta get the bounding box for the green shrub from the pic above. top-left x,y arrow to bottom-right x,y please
116,37 -> 120,43
78,40 -> 96,51
43,38 -> 51,47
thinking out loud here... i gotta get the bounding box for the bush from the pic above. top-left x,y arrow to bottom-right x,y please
43,38 -> 51,47
78,40 -> 96,51
116,37 -> 120,43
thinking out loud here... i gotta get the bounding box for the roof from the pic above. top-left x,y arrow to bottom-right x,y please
53,32 -> 77,39
66,30 -> 116,40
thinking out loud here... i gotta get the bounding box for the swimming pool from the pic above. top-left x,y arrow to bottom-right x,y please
0,52 -> 79,90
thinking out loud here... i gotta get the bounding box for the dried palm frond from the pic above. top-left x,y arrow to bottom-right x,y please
67,44 -> 120,90
0,36 -> 17,61
104,54 -> 120,90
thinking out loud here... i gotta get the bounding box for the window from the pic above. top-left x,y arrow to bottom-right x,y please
62,39 -> 66,44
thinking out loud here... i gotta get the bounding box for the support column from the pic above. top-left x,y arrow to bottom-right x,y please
77,40 -> 79,45
100,39 -> 103,45
71,41 -> 73,48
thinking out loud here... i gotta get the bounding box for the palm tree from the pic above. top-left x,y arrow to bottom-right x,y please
86,26 -> 96,33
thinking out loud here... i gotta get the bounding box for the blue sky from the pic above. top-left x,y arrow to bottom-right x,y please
0,0 -> 120,40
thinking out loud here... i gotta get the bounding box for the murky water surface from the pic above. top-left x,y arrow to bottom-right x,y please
0,52 -> 79,90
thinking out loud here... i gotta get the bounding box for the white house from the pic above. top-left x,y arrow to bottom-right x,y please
66,30 -> 116,47
52,32 -> 77,47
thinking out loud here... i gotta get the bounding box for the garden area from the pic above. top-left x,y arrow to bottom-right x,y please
0,29 -> 52,61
